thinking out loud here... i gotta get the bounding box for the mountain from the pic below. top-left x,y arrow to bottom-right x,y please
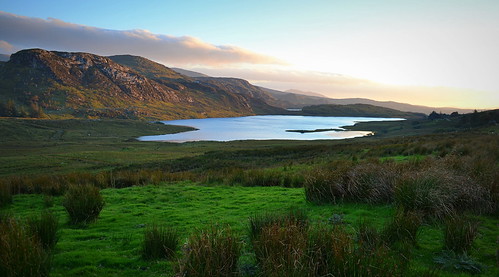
0,49 -> 283,119
0,54 -> 9,62
171,68 -> 210,78
298,104 -> 426,119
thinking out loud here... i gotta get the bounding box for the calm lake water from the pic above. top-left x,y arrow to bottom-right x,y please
138,115 -> 403,142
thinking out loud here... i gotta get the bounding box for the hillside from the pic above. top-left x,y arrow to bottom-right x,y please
0,49 -> 283,119
297,103 -> 426,119
109,55 -> 185,80
171,67 -> 210,77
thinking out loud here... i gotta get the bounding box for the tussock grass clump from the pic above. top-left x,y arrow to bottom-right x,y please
345,162 -> 400,203
308,224 -> 406,277
394,168 -> 493,220
63,185 -> 105,224
0,218 -> 50,277
141,225 -> 179,260
443,216 -> 479,254
394,174 -> 453,220
253,221 -> 309,276
356,219 -> 383,250
304,165 -> 348,204
305,161 -> 400,204
231,169 -> 304,188
178,225 -> 241,277
249,208 -> 308,241
382,211 -> 422,246
307,224 -> 353,276
27,210 -> 59,250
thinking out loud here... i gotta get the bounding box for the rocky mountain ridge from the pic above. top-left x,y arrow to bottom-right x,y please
0,49 -> 283,119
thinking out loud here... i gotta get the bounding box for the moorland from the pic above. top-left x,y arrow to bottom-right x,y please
0,109 -> 498,277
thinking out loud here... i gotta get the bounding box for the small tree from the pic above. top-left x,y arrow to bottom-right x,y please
29,103 -> 45,118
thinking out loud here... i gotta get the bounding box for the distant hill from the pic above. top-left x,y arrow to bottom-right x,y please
0,54 -> 9,62
171,67 -> 210,78
0,49 -> 283,119
262,87 -> 474,114
298,104 -> 426,119
285,89 -> 325,97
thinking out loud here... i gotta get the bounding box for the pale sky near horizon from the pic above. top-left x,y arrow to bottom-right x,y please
0,0 -> 498,109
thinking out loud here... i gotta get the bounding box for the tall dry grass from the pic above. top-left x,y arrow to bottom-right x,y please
0,217 -> 51,277
178,225 -> 241,277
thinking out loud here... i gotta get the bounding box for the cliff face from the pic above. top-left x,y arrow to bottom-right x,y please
0,49 -> 284,119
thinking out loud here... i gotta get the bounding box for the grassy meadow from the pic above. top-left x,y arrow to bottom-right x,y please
1,116 -> 498,276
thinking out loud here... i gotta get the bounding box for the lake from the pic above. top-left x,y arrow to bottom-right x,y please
138,115 -> 403,142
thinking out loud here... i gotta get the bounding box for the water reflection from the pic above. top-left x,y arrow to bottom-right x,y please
138,115 -> 402,142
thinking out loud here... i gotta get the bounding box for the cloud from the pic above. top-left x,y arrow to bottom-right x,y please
0,11 -> 284,66
0,40 -> 16,53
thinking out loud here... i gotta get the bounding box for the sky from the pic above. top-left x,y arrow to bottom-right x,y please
0,0 -> 498,109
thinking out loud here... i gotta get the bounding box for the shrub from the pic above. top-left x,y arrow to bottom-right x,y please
62,185 -> 105,224
443,216 -> 479,254
27,210 -> 59,250
141,225 -> 179,260
0,218 -> 50,277
178,225 -> 241,277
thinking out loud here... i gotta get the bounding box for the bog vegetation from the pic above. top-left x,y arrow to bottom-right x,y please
0,111 -> 498,276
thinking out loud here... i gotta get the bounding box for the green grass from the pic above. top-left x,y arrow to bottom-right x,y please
2,183 -> 497,276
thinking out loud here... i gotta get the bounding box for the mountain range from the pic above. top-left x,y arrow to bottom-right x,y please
0,49 -> 473,120
173,68 -> 475,114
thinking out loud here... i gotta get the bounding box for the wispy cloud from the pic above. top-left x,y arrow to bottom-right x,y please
0,11 -> 285,66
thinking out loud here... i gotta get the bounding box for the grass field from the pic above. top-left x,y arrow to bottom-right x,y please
3,183 -> 497,277
1,116 -> 498,276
